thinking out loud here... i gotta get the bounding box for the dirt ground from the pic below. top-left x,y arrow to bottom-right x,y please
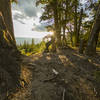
8,47 -> 100,100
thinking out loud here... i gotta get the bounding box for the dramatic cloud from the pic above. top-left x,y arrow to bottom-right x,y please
12,0 -> 50,38
12,0 -> 42,19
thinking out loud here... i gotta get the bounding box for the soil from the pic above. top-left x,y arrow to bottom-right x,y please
6,47 -> 100,100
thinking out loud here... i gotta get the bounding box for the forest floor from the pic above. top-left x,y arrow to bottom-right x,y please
8,47 -> 100,100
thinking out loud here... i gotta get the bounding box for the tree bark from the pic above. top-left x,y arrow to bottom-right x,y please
77,8 -> 83,42
79,39 -> 84,54
73,2 -> 78,46
63,26 -> 66,41
53,0 -> 61,48
85,4 -> 100,55
0,12 -> 13,48
0,1 -> 20,97
0,0 -> 15,42
62,0 -> 68,46
0,12 -> 21,98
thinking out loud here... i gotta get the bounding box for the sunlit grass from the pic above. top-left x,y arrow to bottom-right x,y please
94,71 -> 100,83
96,47 -> 100,51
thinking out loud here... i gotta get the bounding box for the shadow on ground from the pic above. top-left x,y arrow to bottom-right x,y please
9,47 -> 100,100
0,48 -> 22,100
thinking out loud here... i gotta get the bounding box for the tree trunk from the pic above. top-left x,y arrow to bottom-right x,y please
53,0 -> 61,48
0,0 -> 15,41
63,26 -> 66,41
62,0 -> 68,46
77,8 -> 83,43
73,2 -> 78,46
0,12 -> 21,99
79,39 -> 84,54
85,4 -> 100,55
0,1 -> 20,98
0,12 -> 13,48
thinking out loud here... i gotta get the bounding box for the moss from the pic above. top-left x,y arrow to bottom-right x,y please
94,71 -> 100,83
3,30 -> 10,43
96,47 -> 100,51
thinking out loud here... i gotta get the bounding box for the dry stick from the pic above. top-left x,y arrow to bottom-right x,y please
62,88 -> 66,100
43,75 -> 58,82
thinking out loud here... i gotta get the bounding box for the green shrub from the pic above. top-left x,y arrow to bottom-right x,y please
94,71 -> 100,84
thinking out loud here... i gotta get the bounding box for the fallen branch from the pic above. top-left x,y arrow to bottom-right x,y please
43,75 -> 58,82
52,69 -> 59,75
62,88 -> 66,100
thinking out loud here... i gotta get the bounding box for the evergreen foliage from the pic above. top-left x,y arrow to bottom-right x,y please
17,39 -> 46,55
36,0 -> 100,54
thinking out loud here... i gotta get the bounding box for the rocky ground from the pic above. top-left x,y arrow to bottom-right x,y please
4,47 -> 100,100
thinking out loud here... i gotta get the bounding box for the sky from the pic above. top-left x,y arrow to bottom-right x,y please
12,0 -> 95,38
12,0 -> 51,38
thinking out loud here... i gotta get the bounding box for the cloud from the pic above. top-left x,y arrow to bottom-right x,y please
12,0 -> 42,19
12,0 -> 48,37
13,13 -> 26,19
12,10 -> 26,24
32,23 -> 46,32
